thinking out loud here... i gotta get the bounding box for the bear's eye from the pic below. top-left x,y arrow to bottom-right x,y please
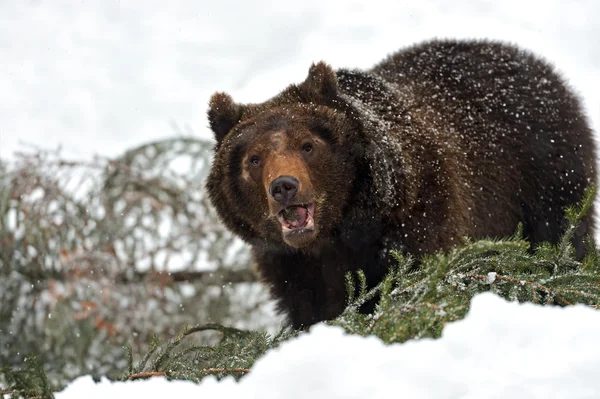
302,143 -> 313,154
249,155 -> 261,167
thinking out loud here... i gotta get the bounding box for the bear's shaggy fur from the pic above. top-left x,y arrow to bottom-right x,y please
206,39 -> 597,328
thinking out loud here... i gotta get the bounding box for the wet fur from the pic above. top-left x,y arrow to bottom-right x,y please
206,39 -> 597,328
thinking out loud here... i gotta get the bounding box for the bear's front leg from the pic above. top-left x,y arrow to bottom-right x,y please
276,271 -> 348,329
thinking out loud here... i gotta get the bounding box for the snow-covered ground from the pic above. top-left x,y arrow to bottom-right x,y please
56,293 -> 600,398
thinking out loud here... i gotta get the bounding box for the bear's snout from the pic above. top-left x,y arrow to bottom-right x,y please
269,175 -> 299,205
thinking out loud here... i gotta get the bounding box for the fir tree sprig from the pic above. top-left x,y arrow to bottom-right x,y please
331,185 -> 600,343
122,323 -> 297,382
0,356 -> 54,399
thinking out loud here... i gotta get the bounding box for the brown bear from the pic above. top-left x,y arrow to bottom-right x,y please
206,39 -> 597,328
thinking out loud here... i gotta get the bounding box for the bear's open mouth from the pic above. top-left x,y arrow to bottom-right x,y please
276,202 -> 315,235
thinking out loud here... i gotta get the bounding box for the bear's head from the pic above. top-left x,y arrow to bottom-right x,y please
206,62 -> 361,249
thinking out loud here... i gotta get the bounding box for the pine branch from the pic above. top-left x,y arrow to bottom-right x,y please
1,139 -> 261,387
122,323 -> 296,383
331,185 -> 600,343
0,357 -> 54,399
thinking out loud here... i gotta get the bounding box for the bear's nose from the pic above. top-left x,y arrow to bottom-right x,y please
269,176 -> 299,204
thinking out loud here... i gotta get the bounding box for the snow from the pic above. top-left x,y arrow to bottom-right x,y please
56,293 -> 600,398
1,0 -> 599,161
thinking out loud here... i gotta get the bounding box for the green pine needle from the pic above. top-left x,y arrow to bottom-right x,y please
331,185 -> 600,342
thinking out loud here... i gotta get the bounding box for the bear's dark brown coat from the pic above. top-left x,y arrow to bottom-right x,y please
206,39 -> 597,328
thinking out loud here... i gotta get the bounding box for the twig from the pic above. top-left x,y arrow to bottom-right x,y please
198,368 -> 250,375
128,371 -> 166,380
128,367 -> 250,381
16,267 -> 257,286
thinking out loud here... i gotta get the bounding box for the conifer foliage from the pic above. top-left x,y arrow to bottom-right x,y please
0,357 -> 53,399
1,136 -> 599,397
0,138 -> 270,393
122,324 -> 296,383
333,185 -> 599,343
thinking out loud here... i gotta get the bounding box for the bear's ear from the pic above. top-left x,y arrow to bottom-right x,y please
207,92 -> 244,144
299,61 -> 338,103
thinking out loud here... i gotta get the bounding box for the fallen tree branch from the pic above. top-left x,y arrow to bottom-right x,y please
16,267 -> 257,286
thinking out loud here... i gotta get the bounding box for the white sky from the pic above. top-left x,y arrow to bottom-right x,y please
1,0 -> 599,160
